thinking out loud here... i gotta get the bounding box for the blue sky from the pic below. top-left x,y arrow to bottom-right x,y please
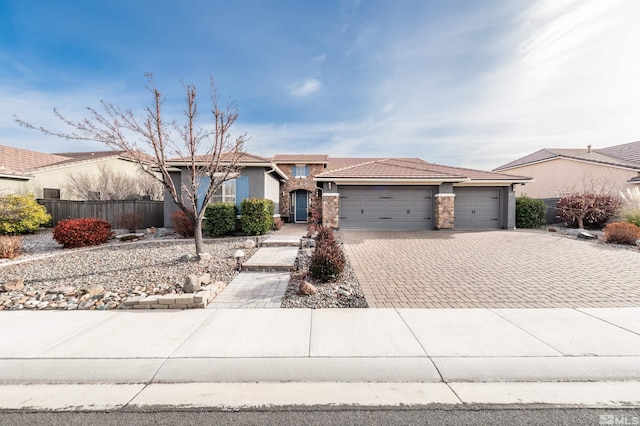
1,0 -> 638,170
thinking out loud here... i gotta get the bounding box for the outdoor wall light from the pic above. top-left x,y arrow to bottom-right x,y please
234,249 -> 244,272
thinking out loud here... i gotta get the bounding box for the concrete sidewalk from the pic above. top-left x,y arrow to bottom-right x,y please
0,307 -> 639,409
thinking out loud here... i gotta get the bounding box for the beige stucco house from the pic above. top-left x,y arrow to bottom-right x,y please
493,141 -> 640,198
0,145 -> 156,200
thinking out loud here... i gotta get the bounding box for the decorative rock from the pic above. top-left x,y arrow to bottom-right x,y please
548,227 -> 557,233
183,275 -> 201,293
67,304 -> 78,310
198,253 -> 212,263
154,228 -> 173,238
10,304 -> 24,311
2,276 -> 25,292
199,273 -> 211,285
335,285 -> 352,297
297,280 -> 317,296
179,253 -> 198,262
84,285 -> 105,297
36,301 -> 49,309
577,231 -> 597,240
79,300 -> 95,310
244,239 -> 256,249
636,239 -> 640,247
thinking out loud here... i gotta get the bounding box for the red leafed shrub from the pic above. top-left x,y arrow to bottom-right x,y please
309,227 -> 345,282
556,193 -> 622,229
0,235 -> 22,259
171,210 -> 195,237
53,218 -> 113,248
603,222 -> 640,245
117,212 -> 144,232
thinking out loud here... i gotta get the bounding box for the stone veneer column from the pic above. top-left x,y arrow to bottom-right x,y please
435,193 -> 455,229
322,193 -> 340,229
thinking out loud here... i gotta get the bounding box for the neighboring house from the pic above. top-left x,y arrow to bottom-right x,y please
493,141 -> 640,198
0,145 -> 149,200
163,153 -> 288,226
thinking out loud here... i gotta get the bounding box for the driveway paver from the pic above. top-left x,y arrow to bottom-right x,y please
340,230 -> 640,308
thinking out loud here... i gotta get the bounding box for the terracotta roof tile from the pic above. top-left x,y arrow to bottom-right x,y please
318,157 -> 528,181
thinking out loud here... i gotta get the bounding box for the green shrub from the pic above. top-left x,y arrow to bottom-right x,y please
0,194 -> 51,235
515,196 -> 546,228
309,228 -> 345,283
204,202 -> 237,236
624,211 -> 640,228
241,198 -> 274,236
53,218 -> 113,248
603,222 -> 640,245
170,210 -> 195,237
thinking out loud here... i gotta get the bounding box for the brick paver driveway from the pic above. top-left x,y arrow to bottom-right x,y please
340,230 -> 640,308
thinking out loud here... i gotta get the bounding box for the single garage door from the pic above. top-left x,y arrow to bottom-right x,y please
339,186 -> 433,230
454,187 -> 500,229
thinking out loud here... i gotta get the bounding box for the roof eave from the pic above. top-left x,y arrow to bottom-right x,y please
314,177 -> 469,185
0,173 -> 34,180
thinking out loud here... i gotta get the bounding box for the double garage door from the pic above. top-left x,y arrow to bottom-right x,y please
339,186 -> 433,230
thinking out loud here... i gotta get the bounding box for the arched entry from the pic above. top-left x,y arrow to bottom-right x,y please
290,189 -> 310,223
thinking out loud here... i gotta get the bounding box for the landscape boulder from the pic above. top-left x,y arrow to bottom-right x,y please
2,276 -> 25,292
183,274 -> 201,293
298,280 -> 317,296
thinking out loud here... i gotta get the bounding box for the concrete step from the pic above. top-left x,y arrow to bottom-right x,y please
262,235 -> 303,247
242,246 -> 299,272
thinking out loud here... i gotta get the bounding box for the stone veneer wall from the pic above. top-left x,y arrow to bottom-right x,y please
435,193 -> 455,229
277,163 -> 325,220
322,193 -> 340,229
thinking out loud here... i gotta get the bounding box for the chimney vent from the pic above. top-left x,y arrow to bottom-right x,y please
587,145 -> 592,153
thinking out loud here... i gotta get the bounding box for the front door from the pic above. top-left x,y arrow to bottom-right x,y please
295,190 -> 308,223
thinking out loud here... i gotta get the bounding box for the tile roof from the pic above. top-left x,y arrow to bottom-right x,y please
0,145 -> 71,176
494,144 -> 640,172
595,141 -> 640,165
173,152 -> 272,164
272,154 -> 329,163
317,157 -> 529,181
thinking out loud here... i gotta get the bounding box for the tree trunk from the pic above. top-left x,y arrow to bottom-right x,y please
577,216 -> 584,229
194,219 -> 204,255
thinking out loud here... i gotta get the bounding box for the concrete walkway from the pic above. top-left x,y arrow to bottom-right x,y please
211,223 -> 304,308
0,307 -> 639,409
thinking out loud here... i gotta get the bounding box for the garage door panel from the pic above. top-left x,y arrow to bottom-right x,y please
454,188 -> 500,229
340,186 -> 433,230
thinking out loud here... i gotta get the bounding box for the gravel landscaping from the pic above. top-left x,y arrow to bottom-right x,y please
0,230 -> 258,311
280,244 -> 368,309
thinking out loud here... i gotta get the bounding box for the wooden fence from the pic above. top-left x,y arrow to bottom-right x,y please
37,199 -> 164,228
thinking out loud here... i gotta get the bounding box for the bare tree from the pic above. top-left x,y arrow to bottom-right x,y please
16,74 -> 246,256
65,163 -> 164,200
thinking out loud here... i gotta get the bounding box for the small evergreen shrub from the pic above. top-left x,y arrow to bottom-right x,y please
309,227 -> 346,283
170,210 -> 195,237
117,212 -> 143,232
624,211 -> 640,228
603,222 -> 640,245
515,196 -> 546,228
241,198 -> 274,235
53,218 -> 113,248
0,194 -> 51,235
0,235 -> 22,259
204,203 -> 237,237
556,193 -> 622,229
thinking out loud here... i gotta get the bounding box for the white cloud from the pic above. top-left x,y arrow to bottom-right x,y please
287,78 -> 322,97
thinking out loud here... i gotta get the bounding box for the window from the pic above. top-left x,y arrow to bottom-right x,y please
212,179 -> 236,204
43,188 -> 60,199
293,165 -> 309,178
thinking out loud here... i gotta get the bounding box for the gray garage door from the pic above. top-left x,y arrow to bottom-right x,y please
339,186 -> 433,230
454,187 -> 500,229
